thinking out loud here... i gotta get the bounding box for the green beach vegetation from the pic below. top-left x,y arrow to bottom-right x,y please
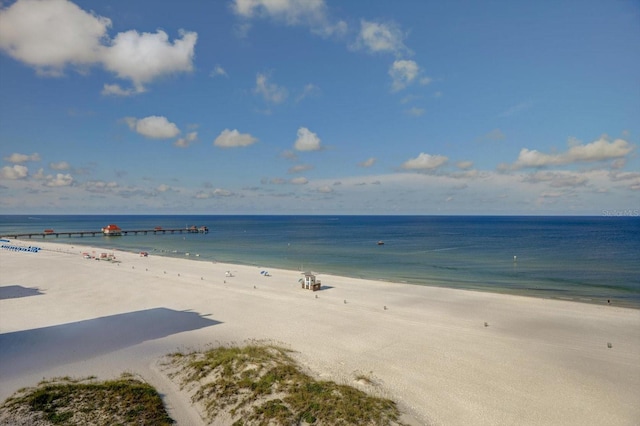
165,343 -> 408,425
0,374 -> 173,425
1,344 -> 410,425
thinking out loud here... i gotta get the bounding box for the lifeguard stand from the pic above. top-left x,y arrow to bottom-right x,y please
301,272 -> 321,291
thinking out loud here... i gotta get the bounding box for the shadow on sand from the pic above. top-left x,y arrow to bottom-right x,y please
0,285 -> 44,300
0,307 -> 221,379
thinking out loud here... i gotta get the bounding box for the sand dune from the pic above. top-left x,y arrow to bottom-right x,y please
1,240 -> 639,425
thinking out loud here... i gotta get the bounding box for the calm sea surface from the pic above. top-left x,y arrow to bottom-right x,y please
1,215 -> 638,308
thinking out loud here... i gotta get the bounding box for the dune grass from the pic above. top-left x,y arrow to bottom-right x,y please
1,344 -> 408,425
168,344 -> 406,425
0,374 -> 173,425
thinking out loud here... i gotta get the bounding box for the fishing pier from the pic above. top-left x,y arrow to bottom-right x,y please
0,225 -> 208,240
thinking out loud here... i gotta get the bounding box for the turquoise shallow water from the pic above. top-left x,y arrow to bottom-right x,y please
1,215 -> 638,308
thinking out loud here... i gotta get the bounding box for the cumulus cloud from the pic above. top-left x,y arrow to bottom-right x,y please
352,20 -> 409,56
125,116 -> 180,139
50,161 -> 70,170
0,164 -> 29,180
457,161 -> 474,170
294,127 -> 322,151
290,176 -> 309,185
44,173 -> 74,187
513,137 -> 633,168
359,157 -> 376,168
254,73 -> 288,104
317,185 -> 333,193
0,0 -> 196,92
389,60 -> 429,92
401,153 -> 448,171
214,129 -> 258,148
175,131 -> 198,148
102,29 -> 196,93
3,152 -> 40,163
231,0 -> 346,37
0,0 -> 109,75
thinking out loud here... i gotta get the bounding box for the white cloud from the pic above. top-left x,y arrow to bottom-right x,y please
0,165 -> 29,180
294,127 -> 322,151
214,129 -> 258,148
290,176 -> 309,185
102,29 -> 197,93
254,73 -> 288,104
210,64 -> 228,77
0,0 -> 109,75
359,157 -> 376,168
50,161 -> 71,170
317,185 -> 333,193
353,20 -> 409,56
401,153 -> 448,171
457,161 -> 474,170
175,131 -> 198,148
3,152 -> 40,163
125,116 -> 180,139
33,168 -> 45,180
389,60 -> 426,92
101,83 -> 137,97
44,173 -> 74,187
231,0 -> 346,37
0,0 -> 196,92
514,137 -> 634,168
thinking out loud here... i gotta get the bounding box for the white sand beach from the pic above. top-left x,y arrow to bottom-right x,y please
1,240 -> 639,425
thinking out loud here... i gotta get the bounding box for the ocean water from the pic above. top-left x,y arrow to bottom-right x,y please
1,215 -> 639,308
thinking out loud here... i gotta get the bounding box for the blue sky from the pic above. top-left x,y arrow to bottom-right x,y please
0,0 -> 638,215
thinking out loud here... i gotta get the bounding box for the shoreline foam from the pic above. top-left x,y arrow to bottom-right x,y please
1,240 -> 639,425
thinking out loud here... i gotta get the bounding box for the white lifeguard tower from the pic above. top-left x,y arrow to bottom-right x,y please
301,272 -> 321,291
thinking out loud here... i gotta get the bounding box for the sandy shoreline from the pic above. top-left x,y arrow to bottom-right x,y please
1,240 -> 639,425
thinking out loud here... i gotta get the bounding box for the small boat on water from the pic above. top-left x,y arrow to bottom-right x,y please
377,240 -> 385,245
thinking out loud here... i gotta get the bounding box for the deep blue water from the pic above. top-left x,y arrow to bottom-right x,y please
1,215 -> 638,308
